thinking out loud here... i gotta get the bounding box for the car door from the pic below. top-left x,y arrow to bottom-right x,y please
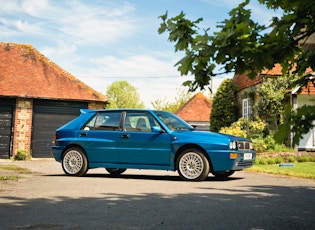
118,112 -> 172,166
78,111 -> 122,163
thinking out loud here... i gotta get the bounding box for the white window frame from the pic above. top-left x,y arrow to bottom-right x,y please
242,98 -> 252,119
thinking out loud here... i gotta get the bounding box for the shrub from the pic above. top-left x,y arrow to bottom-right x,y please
256,157 -> 268,165
298,156 -> 310,162
264,135 -> 276,150
275,156 -> 283,164
287,156 -> 296,163
219,126 -> 247,138
252,138 -> 267,153
14,150 -> 30,161
267,158 -> 276,164
210,79 -> 238,132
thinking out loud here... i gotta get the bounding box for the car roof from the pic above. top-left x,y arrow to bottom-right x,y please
80,108 -> 165,114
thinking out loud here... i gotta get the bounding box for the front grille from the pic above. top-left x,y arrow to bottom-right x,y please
238,161 -> 254,167
238,141 -> 251,150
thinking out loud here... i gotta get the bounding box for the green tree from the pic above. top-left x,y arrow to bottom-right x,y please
255,75 -> 293,132
105,81 -> 145,109
210,79 -> 238,132
159,0 -> 315,145
151,89 -> 192,113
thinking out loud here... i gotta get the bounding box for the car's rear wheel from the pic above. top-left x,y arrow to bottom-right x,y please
212,171 -> 235,179
62,147 -> 88,176
105,168 -> 127,176
177,148 -> 210,181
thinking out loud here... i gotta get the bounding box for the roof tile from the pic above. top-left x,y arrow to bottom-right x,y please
175,92 -> 212,122
0,43 -> 107,102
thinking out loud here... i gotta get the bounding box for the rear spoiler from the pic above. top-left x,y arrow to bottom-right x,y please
80,109 -> 95,114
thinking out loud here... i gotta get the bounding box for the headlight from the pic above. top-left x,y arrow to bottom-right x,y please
229,141 -> 237,150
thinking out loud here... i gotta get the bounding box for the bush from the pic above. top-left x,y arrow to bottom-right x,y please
14,150 -> 30,161
287,156 -> 296,163
264,135 -> 276,150
298,156 -> 310,162
275,156 -> 283,164
252,138 -> 267,153
219,126 -> 247,138
256,157 -> 268,165
210,79 -> 238,132
267,157 -> 276,164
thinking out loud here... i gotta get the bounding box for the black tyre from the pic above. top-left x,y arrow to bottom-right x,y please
212,171 -> 235,179
62,147 -> 88,176
105,168 -> 127,176
176,148 -> 210,181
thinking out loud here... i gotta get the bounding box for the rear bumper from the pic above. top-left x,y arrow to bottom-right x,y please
51,146 -> 64,162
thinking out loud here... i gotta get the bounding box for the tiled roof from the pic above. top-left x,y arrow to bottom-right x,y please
0,43 -> 107,102
291,76 -> 315,95
234,63 -> 315,95
175,92 -> 212,122
233,74 -> 263,91
233,64 -> 283,91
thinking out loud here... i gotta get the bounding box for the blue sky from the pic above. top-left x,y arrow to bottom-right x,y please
0,0 -> 279,108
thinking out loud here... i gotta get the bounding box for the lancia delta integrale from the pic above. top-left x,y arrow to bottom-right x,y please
52,109 -> 255,181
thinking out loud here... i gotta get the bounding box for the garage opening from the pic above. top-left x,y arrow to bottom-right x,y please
0,101 -> 15,159
32,100 -> 87,158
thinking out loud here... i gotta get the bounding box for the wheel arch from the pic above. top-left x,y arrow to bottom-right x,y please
174,144 -> 213,171
62,144 -> 88,161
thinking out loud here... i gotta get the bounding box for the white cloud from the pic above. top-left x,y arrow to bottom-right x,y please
90,54 -> 179,78
0,0 -> 137,46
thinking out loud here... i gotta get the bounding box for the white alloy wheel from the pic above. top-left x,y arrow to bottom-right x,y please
62,147 -> 88,176
177,149 -> 210,181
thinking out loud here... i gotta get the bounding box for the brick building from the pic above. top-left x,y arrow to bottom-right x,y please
233,64 -> 315,151
0,43 -> 107,158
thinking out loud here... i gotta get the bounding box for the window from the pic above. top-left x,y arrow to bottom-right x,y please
242,98 -> 252,119
124,112 -> 160,132
83,112 -> 122,130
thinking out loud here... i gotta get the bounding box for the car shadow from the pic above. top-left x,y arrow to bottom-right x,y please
44,172 -> 243,182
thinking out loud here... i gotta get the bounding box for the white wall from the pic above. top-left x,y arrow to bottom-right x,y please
297,94 -> 315,151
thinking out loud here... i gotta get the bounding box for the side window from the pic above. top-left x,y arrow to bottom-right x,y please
124,112 -> 160,132
83,112 -> 121,131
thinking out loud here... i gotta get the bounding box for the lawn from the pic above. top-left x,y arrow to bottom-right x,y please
246,162 -> 315,179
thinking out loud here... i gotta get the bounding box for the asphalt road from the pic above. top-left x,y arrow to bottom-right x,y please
0,159 -> 315,230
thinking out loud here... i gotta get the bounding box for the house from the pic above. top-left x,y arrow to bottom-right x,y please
233,64 -> 315,151
175,92 -> 212,130
0,43 -> 107,158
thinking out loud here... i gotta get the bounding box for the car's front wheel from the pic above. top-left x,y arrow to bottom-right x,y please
105,168 -> 127,176
177,148 -> 210,181
62,147 -> 88,176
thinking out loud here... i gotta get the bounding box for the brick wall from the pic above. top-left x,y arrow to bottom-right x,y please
88,101 -> 105,110
12,98 -> 33,156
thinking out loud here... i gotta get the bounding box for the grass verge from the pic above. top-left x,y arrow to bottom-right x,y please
246,162 -> 315,179
0,164 -> 32,181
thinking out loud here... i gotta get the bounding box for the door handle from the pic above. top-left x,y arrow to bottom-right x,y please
80,132 -> 88,137
121,134 -> 130,138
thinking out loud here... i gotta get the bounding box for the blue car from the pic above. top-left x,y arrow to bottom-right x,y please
52,109 -> 255,181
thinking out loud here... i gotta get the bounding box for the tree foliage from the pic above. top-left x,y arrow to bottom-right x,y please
159,0 -> 315,145
255,75 -> 293,131
105,81 -> 145,109
210,79 -> 238,132
151,89 -> 192,113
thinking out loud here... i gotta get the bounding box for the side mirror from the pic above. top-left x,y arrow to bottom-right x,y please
152,126 -> 163,133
